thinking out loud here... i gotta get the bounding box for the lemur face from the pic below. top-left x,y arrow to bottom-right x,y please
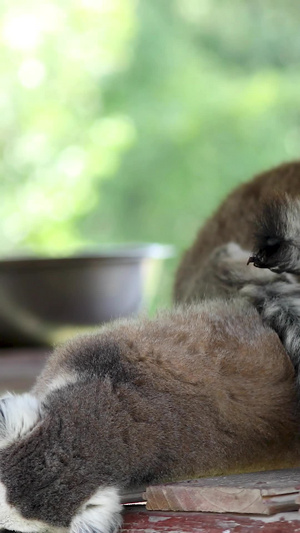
0,394 -> 121,533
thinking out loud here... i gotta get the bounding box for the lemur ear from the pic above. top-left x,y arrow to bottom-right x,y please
70,487 -> 122,533
0,393 -> 42,448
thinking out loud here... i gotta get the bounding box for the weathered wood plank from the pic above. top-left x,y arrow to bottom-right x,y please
121,509 -> 300,532
145,469 -> 300,515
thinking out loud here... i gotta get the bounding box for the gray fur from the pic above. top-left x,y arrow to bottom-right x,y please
241,196 -> 300,394
249,195 -> 300,274
0,300 -> 299,532
242,281 -> 300,392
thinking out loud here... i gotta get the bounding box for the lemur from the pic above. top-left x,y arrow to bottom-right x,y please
1,162 -> 300,533
174,160 -> 300,388
0,300 -> 299,533
174,160 -> 300,302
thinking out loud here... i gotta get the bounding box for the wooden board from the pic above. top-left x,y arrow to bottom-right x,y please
121,509 -> 300,532
145,468 -> 300,515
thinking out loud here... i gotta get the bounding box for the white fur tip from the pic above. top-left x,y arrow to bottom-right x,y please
0,393 -> 41,448
71,487 -> 122,533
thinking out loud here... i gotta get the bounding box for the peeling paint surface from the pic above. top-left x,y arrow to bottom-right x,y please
121,509 -> 300,532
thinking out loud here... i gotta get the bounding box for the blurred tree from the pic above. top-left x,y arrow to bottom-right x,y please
0,0 -> 137,252
1,0 -> 300,307
85,0 -> 300,247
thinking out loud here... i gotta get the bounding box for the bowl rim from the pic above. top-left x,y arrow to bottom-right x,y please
0,243 -> 174,270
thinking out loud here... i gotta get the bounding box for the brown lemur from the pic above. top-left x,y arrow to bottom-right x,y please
174,161 -> 300,388
174,160 -> 300,302
1,162 -> 300,533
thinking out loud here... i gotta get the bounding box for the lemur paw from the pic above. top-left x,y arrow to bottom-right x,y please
213,242 -> 250,262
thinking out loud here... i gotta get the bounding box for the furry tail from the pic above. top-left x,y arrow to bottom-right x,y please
248,195 -> 300,274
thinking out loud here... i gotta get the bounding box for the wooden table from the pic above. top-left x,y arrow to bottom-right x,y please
122,508 -> 300,532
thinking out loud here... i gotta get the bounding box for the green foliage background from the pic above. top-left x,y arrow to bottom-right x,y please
1,0 -> 300,308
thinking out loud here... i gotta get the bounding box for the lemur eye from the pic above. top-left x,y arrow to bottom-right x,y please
266,237 -> 280,248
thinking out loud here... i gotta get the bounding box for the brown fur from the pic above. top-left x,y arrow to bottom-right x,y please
174,161 -> 300,302
1,300 -> 300,527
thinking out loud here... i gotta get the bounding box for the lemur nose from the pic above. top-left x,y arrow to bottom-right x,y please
247,252 -> 269,268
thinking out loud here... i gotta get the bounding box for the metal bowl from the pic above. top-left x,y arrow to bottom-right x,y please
0,244 -> 173,347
